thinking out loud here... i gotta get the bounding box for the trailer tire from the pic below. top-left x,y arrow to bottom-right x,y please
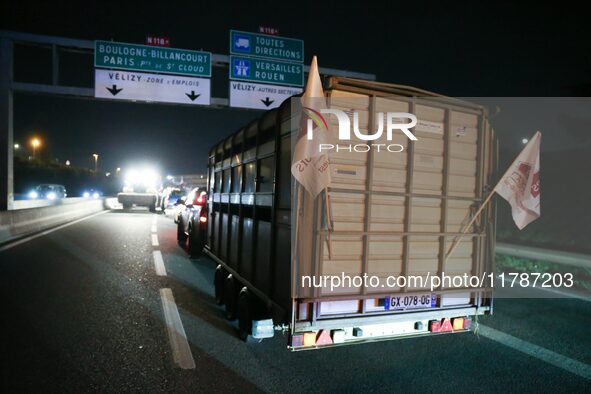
188,225 -> 203,259
238,288 -> 252,341
177,222 -> 187,245
122,203 -> 131,210
149,203 -> 156,212
214,265 -> 225,305
224,275 -> 237,321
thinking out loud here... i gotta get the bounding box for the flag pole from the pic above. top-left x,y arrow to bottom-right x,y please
324,188 -> 333,259
291,182 -> 302,280
445,130 -> 541,262
444,188 -> 496,263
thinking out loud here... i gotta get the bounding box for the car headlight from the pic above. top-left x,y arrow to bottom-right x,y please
83,191 -> 90,198
92,192 -> 100,199
47,192 -> 56,200
28,191 -> 38,199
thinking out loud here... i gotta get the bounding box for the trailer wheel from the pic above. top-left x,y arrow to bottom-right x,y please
122,203 -> 131,210
149,203 -> 156,212
238,287 -> 252,341
177,222 -> 187,245
224,274 -> 237,321
214,265 -> 225,305
187,225 -> 203,259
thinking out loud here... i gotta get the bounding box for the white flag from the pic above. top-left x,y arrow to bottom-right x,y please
291,56 -> 332,198
495,131 -> 541,230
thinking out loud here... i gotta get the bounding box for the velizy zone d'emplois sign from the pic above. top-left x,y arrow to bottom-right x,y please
94,69 -> 210,105
95,40 -> 211,77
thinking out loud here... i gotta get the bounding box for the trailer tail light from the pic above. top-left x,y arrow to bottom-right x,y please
199,216 -> 207,223
290,333 -> 304,347
429,320 -> 441,332
430,317 -> 471,333
452,317 -> 464,331
439,318 -> 453,332
303,332 -> 316,347
463,317 -> 472,330
316,330 -> 333,346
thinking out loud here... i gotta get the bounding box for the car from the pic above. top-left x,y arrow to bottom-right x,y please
28,184 -> 67,200
160,187 -> 185,212
117,168 -> 160,211
82,189 -> 102,199
172,195 -> 186,223
176,187 -> 207,258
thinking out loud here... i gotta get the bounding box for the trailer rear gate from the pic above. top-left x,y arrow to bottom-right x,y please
206,77 -> 496,348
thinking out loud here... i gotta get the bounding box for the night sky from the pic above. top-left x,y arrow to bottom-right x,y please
2,1 -> 590,173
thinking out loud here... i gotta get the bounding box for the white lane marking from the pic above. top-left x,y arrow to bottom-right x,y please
152,215 -> 157,225
159,288 -> 196,370
0,210 -> 107,252
153,250 -> 167,276
151,234 -> 159,247
151,224 -> 157,233
478,324 -> 591,380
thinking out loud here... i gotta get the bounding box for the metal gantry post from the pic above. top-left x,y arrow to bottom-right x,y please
0,37 -> 14,210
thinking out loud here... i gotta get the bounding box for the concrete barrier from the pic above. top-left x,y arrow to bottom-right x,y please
0,197 -> 117,245
497,242 -> 591,269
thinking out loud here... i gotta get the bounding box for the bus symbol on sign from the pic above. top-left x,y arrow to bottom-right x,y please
233,59 -> 250,77
233,34 -> 250,53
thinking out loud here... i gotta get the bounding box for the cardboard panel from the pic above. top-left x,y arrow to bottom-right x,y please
329,192 -> 366,232
369,195 -> 405,232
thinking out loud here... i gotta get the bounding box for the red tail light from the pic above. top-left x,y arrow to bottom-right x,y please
199,216 -> 207,223
194,192 -> 207,206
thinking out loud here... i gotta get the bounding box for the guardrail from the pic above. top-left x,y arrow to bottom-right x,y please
0,197 -> 117,245
497,242 -> 591,269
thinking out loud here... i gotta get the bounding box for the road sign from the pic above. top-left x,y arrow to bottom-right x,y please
230,30 -> 304,63
95,40 -> 211,77
94,69 -> 210,105
229,81 -> 302,110
229,55 -> 304,87
146,36 -> 170,47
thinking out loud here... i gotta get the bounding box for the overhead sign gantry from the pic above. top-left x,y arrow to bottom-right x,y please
0,30 -> 376,210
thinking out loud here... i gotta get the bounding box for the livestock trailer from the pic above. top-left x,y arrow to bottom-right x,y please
205,77 -> 497,350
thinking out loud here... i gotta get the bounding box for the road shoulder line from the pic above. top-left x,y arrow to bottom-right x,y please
153,250 -> 167,276
478,324 -> 591,380
0,210 -> 108,252
159,288 -> 196,370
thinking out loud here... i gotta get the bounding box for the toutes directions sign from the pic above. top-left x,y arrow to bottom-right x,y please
230,30 -> 304,63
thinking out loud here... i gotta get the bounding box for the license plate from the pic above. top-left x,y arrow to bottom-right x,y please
384,293 -> 436,310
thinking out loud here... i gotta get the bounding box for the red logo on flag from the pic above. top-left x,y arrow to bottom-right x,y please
531,171 -> 540,198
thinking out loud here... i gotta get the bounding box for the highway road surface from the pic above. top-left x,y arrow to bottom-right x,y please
0,208 -> 590,393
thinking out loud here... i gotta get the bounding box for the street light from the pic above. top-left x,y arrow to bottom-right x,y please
521,138 -> 529,145
31,138 -> 41,159
14,143 -> 19,149
65,160 -> 71,166
92,153 -> 99,172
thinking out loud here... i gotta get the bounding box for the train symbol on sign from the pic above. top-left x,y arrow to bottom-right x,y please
233,59 -> 250,77
233,34 -> 250,53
